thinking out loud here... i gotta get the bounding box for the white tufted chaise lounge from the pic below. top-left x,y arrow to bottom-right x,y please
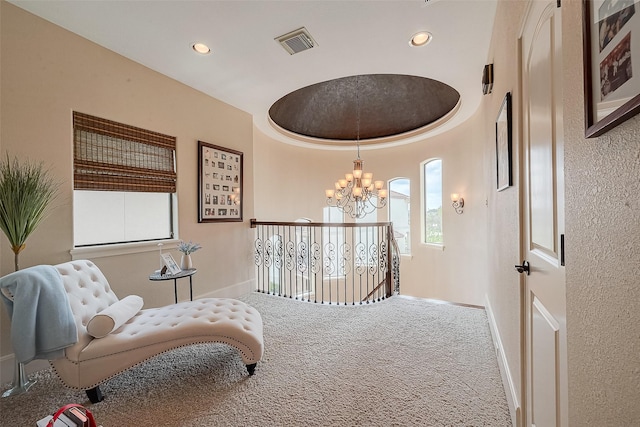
51,260 -> 264,403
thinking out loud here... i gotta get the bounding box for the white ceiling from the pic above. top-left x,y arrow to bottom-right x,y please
9,0 -> 498,149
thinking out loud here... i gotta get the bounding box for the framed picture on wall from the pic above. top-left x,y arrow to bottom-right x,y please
496,92 -> 512,192
583,0 -> 640,138
198,140 -> 243,223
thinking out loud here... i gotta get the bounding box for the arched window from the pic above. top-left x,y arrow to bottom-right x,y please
389,178 -> 411,254
422,159 -> 443,245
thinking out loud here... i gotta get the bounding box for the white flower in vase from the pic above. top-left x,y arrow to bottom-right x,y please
177,240 -> 202,270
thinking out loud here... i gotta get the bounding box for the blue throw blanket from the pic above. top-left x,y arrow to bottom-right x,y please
0,265 -> 77,363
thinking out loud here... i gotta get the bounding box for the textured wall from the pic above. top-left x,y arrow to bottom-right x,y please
483,0 -> 640,423
562,1 -> 640,424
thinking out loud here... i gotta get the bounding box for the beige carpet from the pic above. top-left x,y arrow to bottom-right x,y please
1,293 -> 511,426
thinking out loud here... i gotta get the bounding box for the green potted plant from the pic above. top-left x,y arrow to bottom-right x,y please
0,154 -> 59,397
0,154 -> 59,272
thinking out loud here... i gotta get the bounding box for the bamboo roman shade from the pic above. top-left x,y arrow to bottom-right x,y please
73,112 -> 176,193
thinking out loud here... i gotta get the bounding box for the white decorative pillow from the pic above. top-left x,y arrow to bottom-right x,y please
86,295 -> 143,338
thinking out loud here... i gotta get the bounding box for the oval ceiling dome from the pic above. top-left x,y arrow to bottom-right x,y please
269,74 -> 460,143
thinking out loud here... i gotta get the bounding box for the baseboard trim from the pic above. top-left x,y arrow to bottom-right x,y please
485,295 -> 522,427
196,278 -> 256,300
0,355 -> 50,385
397,294 -> 485,309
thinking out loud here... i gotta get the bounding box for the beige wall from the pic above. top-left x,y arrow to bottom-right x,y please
254,105 -> 490,306
0,3 -> 254,358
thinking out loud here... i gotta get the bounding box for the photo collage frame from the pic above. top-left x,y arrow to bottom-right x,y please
198,140 -> 243,222
583,0 -> 640,137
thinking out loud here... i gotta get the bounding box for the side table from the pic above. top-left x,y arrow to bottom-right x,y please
149,269 -> 197,304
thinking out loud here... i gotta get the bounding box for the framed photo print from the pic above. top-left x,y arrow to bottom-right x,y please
198,140 -> 243,222
583,0 -> 640,137
496,92 -> 513,192
161,253 -> 181,275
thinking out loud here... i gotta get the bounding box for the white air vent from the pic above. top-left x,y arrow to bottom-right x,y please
275,27 -> 317,55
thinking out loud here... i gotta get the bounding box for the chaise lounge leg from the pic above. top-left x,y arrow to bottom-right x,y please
246,363 -> 257,376
86,385 -> 104,403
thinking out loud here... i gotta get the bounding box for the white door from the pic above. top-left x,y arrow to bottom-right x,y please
520,1 -> 567,426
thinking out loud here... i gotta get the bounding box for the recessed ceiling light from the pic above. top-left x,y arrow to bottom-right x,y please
410,32 -> 432,47
192,42 -> 211,55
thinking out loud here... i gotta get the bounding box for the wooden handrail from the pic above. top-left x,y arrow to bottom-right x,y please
362,279 -> 388,302
250,218 -> 391,228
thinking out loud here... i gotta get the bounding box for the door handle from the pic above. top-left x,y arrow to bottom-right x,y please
515,260 -> 530,275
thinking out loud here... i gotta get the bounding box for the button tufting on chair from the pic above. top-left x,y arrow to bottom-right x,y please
49,260 -> 264,398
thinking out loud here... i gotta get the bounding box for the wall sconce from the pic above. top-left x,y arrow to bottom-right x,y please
450,193 -> 464,214
482,64 -> 494,95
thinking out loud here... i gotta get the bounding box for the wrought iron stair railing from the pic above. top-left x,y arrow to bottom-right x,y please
251,219 -> 400,305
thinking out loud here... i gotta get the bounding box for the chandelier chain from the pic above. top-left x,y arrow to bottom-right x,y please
356,75 -> 360,159
324,75 -> 387,219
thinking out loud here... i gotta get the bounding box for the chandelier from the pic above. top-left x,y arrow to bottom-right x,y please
325,77 -> 387,219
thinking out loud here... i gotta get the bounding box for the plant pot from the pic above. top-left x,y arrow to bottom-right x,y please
180,254 -> 193,270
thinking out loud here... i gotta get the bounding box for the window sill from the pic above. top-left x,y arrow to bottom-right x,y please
422,243 -> 445,251
70,239 -> 179,260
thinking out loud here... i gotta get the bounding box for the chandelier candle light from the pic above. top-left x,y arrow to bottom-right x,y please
325,77 -> 387,219
325,159 -> 387,219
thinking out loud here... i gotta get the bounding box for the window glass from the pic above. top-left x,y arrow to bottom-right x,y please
72,112 -> 175,247
389,178 -> 411,254
423,159 -> 443,244
323,206 -> 343,224
74,191 -> 172,246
